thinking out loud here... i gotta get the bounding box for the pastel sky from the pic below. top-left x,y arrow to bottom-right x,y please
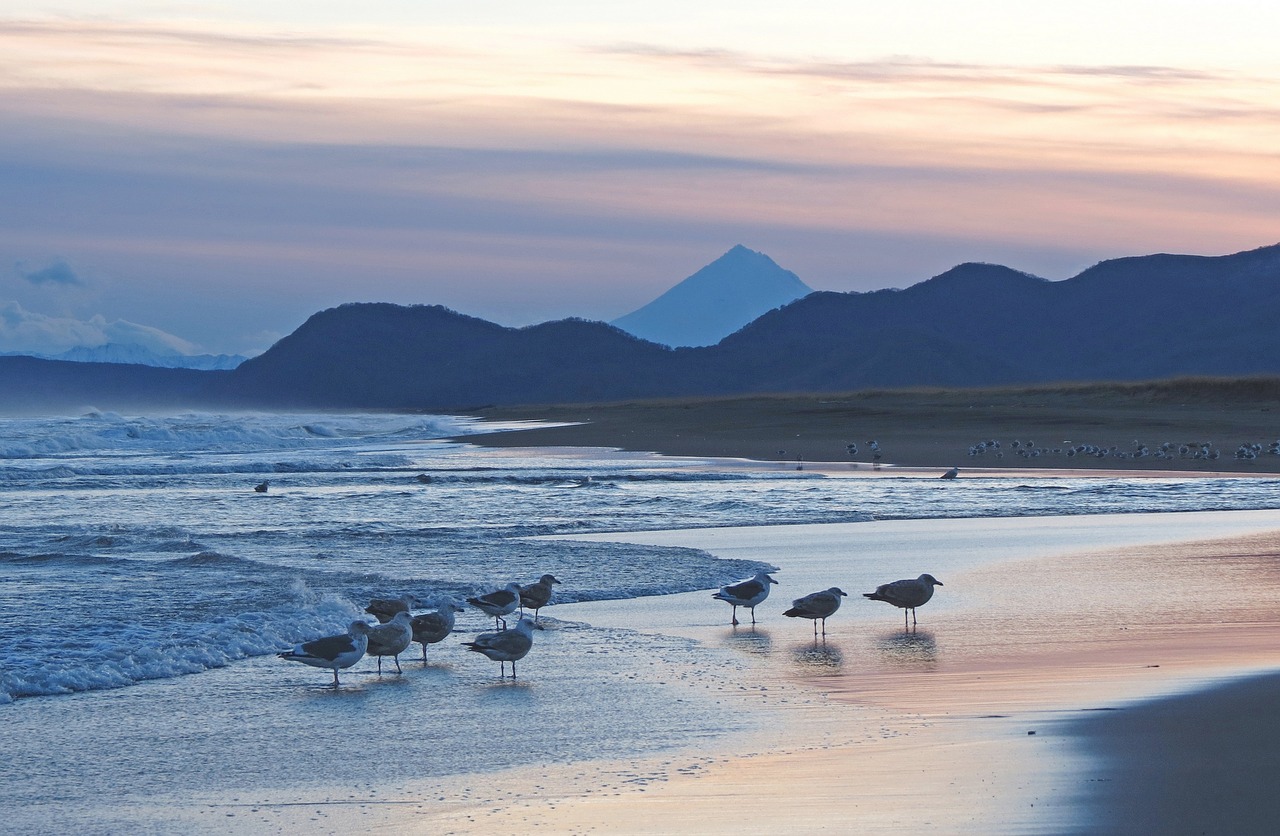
3,2 -> 1278,355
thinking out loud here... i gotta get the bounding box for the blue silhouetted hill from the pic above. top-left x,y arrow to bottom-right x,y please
224,303 -> 685,409
0,355 -> 226,413
4,242 -> 1280,412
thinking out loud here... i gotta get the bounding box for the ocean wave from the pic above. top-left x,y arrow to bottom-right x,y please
0,581 -> 362,703
0,539 -> 775,703
0,412 -> 482,460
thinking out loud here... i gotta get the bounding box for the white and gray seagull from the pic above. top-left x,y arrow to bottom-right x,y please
365,593 -> 424,624
518,574 -> 561,623
713,570 -> 778,626
365,610 -> 414,674
278,621 -> 372,686
468,582 -> 522,630
863,573 -> 944,628
411,601 -> 465,663
462,617 -> 534,678
784,587 -> 848,637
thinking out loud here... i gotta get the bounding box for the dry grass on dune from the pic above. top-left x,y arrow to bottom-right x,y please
459,376 -> 1280,472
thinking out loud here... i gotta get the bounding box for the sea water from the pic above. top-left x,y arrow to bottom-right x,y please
3,410 -> 1280,830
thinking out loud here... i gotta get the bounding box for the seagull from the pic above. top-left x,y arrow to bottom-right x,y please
940,466 -> 959,479
254,480 -> 269,493
784,587 -> 848,637
278,621 -> 371,686
713,570 -> 778,626
518,574 -> 561,622
365,611 -> 414,674
365,593 -> 424,624
467,582 -> 522,630
863,574 -> 944,628
463,617 -> 534,678
411,602 -> 464,663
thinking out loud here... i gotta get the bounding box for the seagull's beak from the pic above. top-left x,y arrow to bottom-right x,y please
935,580 -> 945,586
769,577 -> 779,584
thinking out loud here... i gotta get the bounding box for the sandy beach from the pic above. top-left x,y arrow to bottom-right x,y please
478,511 -> 1280,835
154,507 -> 1280,835
460,378 -> 1280,473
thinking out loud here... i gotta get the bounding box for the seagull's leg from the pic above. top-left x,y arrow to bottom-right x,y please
511,660 -> 517,679
394,654 -> 402,674
498,615 -> 508,631
422,644 -> 428,664
903,609 -> 909,630
750,606 -> 757,625
377,655 -> 383,675
820,617 -> 826,637
332,668 -> 340,687
911,607 -> 917,627
731,605 -> 739,626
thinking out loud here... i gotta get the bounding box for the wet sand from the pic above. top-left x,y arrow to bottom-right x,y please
113,508 -> 1280,834
409,510 -> 1280,834
459,379 -> 1280,473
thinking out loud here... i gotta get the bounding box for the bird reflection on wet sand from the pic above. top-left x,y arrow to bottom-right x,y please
876,629 -> 938,666
790,641 -> 843,672
723,626 -> 773,657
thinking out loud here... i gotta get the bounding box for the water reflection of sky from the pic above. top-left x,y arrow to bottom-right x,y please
875,629 -> 939,668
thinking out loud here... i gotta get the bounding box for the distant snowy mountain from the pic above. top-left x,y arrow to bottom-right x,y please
2,343 -> 247,370
611,245 -> 813,347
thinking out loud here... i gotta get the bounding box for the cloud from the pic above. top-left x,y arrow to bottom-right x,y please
15,259 -> 84,286
0,301 -> 197,355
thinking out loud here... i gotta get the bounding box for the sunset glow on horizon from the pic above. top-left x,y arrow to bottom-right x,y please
2,3 -> 1278,354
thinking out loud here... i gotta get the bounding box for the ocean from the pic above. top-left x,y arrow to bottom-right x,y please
4,410 -> 1280,832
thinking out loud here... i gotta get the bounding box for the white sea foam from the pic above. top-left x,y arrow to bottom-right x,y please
5,412 -> 1280,703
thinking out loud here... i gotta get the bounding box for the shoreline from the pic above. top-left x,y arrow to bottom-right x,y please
418,511 -> 1280,833
20,503 -> 1280,833
456,385 -> 1280,473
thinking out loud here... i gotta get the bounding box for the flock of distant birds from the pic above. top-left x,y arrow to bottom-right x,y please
836,437 -> 1280,466
277,570 -> 944,686
963,437 -> 1280,463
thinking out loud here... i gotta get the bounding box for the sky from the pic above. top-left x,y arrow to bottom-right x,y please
2,2 -> 1278,356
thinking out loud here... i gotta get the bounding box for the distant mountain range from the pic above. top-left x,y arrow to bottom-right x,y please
1,343 -> 247,370
610,245 -> 812,346
4,242 -> 1280,412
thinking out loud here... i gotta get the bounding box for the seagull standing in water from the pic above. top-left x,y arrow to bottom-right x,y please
411,602 -> 464,663
940,466 -> 959,479
278,621 -> 371,686
863,574 -> 944,628
468,582 -> 522,630
365,593 -> 424,624
784,587 -> 848,637
713,571 -> 778,626
365,611 -> 414,674
518,574 -> 561,623
463,617 -> 534,678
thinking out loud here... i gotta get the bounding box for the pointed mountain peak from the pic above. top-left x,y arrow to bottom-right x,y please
611,247 -> 813,347
708,244 -> 786,272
